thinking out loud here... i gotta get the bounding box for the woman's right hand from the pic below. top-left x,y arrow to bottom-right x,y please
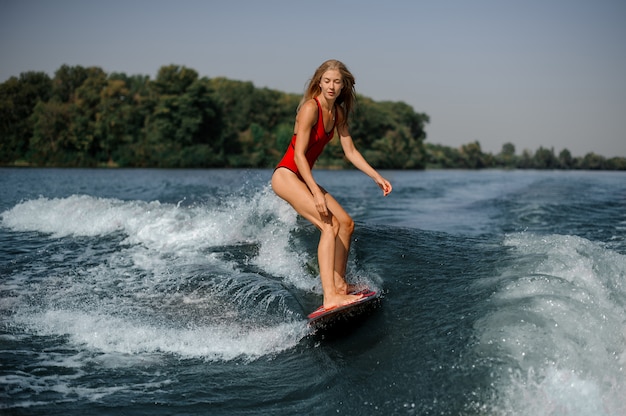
313,191 -> 329,218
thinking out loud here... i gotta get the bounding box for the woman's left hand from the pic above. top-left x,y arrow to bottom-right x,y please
376,177 -> 393,196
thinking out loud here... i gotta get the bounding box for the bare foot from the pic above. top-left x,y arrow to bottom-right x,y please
335,282 -> 348,295
335,276 -> 364,293
334,276 -> 348,295
347,283 -> 367,294
336,282 -> 366,295
323,292 -> 363,310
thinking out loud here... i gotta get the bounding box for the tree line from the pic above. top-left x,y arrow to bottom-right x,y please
0,64 -> 427,169
1,64 -> 624,170
426,141 -> 626,170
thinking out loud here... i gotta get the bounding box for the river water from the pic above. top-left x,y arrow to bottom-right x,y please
1,168 -> 625,415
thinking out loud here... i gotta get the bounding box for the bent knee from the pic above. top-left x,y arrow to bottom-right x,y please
320,217 -> 342,238
326,215 -> 354,237
339,215 -> 354,235
344,217 -> 355,234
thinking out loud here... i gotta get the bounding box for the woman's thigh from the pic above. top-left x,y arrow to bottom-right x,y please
272,168 -> 346,230
320,189 -> 352,228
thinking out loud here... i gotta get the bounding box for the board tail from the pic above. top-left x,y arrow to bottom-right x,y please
307,289 -> 376,319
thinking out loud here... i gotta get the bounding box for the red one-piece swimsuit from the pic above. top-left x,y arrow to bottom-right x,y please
275,97 -> 336,178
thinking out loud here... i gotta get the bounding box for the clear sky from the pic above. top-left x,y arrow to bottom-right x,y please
2,0 -> 625,157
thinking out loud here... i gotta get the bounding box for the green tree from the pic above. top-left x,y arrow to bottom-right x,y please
518,149 -> 533,169
208,78 -> 255,161
350,97 -> 427,169
29,100 -> 73,165
95,79 -> 133,166
533,146 -> 558,169
350,96 -> 395,150
273,123 -> 294,157
425,143 -> 461,168
497,142 -> 517,168
231,122 -> 270,167
152,65 -> 198,95
365,125 -> 424,169
606,157 -> 626,170
0,71 -> 52,164
459,141 -> 486,169
144,67 -> 223,167
580,152 -> 606,170
51,64 -> 90,103
108,72 -> 158,166
28,66 -> 106,166
71,66 -> 108,165
558,148 -> 573,169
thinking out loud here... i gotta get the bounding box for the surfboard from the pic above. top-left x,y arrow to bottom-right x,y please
307,289 -> 382,333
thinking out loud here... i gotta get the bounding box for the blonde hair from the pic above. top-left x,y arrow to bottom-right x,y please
300,59 -> 356,127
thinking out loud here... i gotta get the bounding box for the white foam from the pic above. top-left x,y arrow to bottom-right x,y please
1,187 -> 316,274
1,195 -> 130,237
474,366 -> 621,416
2,188 -> 316,365
1,191 -> 276,252
237,186 -> 306,280
18,308 -> 308,362
474,233 -> 626,415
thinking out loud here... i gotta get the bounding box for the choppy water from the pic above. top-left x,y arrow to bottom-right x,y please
1,168 -> 625,415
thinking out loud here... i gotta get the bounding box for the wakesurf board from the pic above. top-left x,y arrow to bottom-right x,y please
307,289 -> 381,333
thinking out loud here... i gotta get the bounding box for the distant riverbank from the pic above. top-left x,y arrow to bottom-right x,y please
2,64 -> 624,170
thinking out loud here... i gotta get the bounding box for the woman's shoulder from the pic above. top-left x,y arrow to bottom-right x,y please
296,98 -> 319,125
301,98 -> 319,111
297,99 -> 319,117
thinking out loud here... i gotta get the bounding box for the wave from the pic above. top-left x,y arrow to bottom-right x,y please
14,309 -> 307,362
0,188 -> 322,363
473,233 -> 626,415
1,187 -> 317,286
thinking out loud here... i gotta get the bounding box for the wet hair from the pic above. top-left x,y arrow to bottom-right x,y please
300,59 -> 356,127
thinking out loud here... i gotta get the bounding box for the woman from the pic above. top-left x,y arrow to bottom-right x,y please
272,59 -> 392,310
